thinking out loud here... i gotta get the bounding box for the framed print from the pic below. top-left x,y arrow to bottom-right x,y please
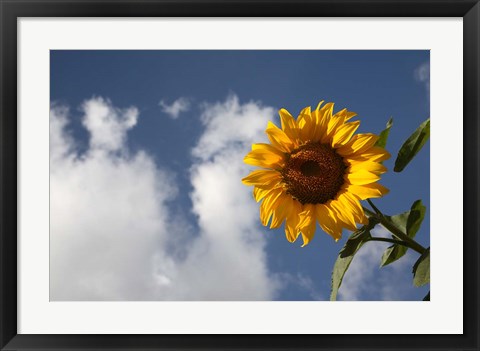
1,0 -> 479,350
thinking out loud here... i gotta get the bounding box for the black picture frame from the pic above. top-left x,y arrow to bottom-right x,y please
1,1 -> 478,350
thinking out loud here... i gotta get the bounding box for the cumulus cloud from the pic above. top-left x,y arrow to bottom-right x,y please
159,97 -> 191,119
414,61 -> 430,91
50,97 -> 177,300
180,95 -> 278,299
50,95 -> 279,300
193,95 -> 272,160
82,97 -> 138,151
338,227 -> 416,301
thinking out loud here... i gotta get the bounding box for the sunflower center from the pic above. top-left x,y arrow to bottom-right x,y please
281,142 -> 346,204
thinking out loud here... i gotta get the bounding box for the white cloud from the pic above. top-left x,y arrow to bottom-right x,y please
50,99 -> 177,300
193,94 -> 273,160
82,97 -> 138,151
338,227 -> 415,301
169,94 -> 279,300
414,61 -> 430,91
159,97 -> 191,119
50,95 -> 279,300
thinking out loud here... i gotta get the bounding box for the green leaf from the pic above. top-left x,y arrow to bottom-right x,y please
405,200 -> 426,237
340,227 -> 371,257
330,227 -> 372,301
413,248 -> 430,287
381,244 -> 408,267
375,117 -> 393,149
385,200 -> 426,237
380,200 -> 426,267
394,118 -> 430,172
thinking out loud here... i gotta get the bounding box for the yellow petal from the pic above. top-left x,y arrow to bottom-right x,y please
259,188 -> 283,226
242,169 -> 281,188
347,146 -> 391,163
298,204 -> 317,247
285,199 -> 302,243
298,106 -> 312,120
334,108 -> 357,121
322,115 -> 346,144
279,108 -> 299,145
313,102 -> 334,142
337,133 -> 379,156
243,153 -> 283,169
348,161 -> 387,175
332,120 -> 360,148
339,191 -> 367,225
297,106 -> 316,141
346,183 -> 390,200
320,102 -> 334,123
345,169 -> 381,185
315,203 -> 342,240
251,143 -> 285,157
244,145 -> 285,169
311,101 -> 324,141
265,121 -> 295,153
259,206 -> 273,227
315,100 -> 325,111
270,193 -> 291,229
253,186 -> 274,202
330,198 -> 357,231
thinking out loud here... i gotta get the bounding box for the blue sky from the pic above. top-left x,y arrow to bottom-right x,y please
50,50 -> 429,301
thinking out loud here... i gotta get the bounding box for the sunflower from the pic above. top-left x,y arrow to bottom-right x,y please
242,101 -> 390,246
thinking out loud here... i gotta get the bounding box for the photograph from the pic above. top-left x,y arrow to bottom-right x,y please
2,0 -> 478,348
49,50 -> 430,302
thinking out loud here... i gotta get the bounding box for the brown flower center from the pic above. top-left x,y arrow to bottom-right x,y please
281,142 -> 346,204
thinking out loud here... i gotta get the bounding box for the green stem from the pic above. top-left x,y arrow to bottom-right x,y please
362,206 -> 427,255
367,236 -> 421,252
367,199 -> 383,216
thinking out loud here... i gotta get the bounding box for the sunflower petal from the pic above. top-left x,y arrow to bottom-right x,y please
259,188 -> 284,226
265,121 -> 295,153
346,112 -> 357,120
299,106 -> 312,119
313,102 -> 334,142
332,120 -> 360,148
337,133 -> 379,156
346,183 -> 390,200
320,102 -> 334,123
315,100 -> 325,111
339,191 -> 368,225
243,153 -> 283,169
279,108 -> 299,144
244,144 -> 286,169
322,115 -> 346,144
347,146 -> 391,163
259,201 -> 273,227
285,199 -> 302,243
251,142 -> 285,157
345,169 -> 381,185
348,161 -> 387,175
253,186 -> 274,202
311,101 -> 325,141
297,106 -> 316,141
330,198 -> 357,231
242,169 -> 282,188
270,193 -> 292,229
316,203 -> 342,240
297,204 -> 317,247
334,108 -> 357,121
